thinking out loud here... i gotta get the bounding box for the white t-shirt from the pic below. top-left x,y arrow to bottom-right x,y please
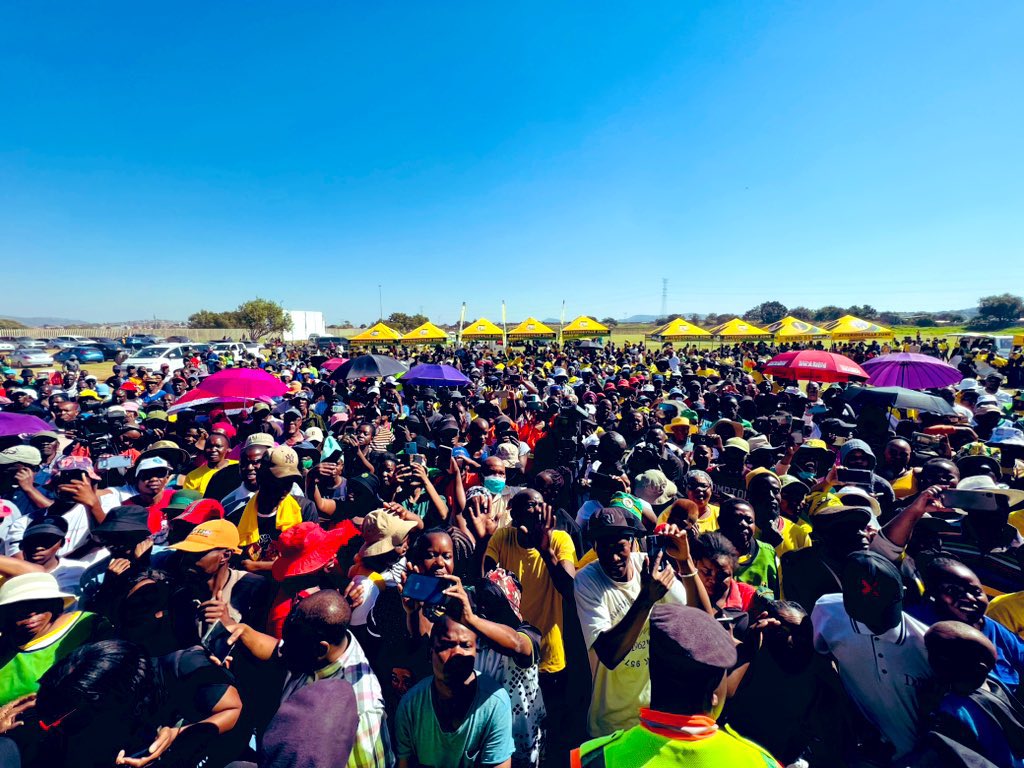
573,552 -> 687,737
6,491 -> 121,564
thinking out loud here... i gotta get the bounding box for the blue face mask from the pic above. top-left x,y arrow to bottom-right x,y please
483,476 -> 506,495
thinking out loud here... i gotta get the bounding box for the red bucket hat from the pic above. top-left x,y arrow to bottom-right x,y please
272,521 -> 359,582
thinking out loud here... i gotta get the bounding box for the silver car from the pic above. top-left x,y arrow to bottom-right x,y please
10,348 -> 55,367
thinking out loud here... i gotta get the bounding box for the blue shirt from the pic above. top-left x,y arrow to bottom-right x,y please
937,683 -> 1024,768
396,674 -> 514,768
983,616 -> 1024,692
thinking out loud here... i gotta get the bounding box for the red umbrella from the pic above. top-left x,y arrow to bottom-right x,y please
321,357 -> 349,373
763,349 -> 868,383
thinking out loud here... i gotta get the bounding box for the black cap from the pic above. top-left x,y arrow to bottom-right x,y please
650,604 -> 737,671
841,551 -> 903,632
588,507 -> 643,539
92,504 -> 151,536
23,515 -> 69,541
821,417 -> 856,433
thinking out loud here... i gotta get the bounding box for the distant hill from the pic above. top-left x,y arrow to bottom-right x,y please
1,315 -> 90,327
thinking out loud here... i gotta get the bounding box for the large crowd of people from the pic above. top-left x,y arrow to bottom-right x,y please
0,332 -> 1022,768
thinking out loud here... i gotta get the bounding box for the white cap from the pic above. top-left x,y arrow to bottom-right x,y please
136,456 -> 172,473
0,572 -> 75,609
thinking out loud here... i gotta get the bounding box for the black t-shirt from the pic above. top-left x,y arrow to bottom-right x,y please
203,464 -> 242,502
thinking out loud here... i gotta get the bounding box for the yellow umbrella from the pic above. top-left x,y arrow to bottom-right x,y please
349,322 -> 402,343
507,317 -> 556,341
461,317 -> 505,340
822,315 -> 893,341
400,321 -> 449,345
707,318 -> 773,340
561,315 -> 610,339
646,317 -> 711,341
764,316 -> 830,343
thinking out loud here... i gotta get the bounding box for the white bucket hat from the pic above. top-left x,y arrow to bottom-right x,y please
0,572 -> 76,610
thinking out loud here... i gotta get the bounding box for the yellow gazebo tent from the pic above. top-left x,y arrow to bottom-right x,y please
764,316 -> 830,343
647,317 -> 711,341
461,317 -> 505,341
823,315 -> 893,341
401,321 -> 449,345
507,317 -> 556,341
707,318 -> 773,340
561,316 -> 610,339
349,322 -> 402,343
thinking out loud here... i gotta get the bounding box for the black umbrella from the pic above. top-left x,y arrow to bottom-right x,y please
843,386 -> 956,416
329,354 -> 408,381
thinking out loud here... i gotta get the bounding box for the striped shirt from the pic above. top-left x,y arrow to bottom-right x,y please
282,631 -> 394,768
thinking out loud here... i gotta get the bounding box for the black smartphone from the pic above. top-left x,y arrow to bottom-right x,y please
691,433 -> 714,446
200,620 -> 233,656
436,444 -> 453,469
404,573 -> 445,605
837,467 -> 874,485
912,431 -> 942,454
645,534 -> 668,570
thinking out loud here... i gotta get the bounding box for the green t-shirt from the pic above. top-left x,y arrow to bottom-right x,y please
0,611 -> 105,704
395,675 -> 515,768
735,540 -> 779,596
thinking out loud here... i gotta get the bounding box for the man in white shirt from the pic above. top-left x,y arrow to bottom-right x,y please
812,550 -> 932,760
574,507 -> 700,736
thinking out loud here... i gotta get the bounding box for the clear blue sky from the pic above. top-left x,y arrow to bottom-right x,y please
2,3 -> 1022,325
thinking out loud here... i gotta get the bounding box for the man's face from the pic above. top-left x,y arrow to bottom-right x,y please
595,535 -> 634,582
356,424 -> 373,447
984,376 -> 1001,393
119,427 -> 144,448
431,619 -> 477,686
817,517 -> 870,560
720,398 -> 739,419
240,446 -> 268,488
136,467 -> 170,497
481,457 -> 505,480
21,534 -> 63,566
31,437 -> 59,461
509,490 -> 544,540
54,402 -> 79,425
844,449 -> 872,470
284,416 -> 300,436
883,441 -> 911,472
182,548 -> 227,580
378,459 -> 398,488
204,435 -> 229,464
921,461 -> 959,490
720,503 -> 756,550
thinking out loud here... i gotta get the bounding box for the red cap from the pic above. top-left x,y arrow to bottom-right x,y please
272,521 -> 359,582
120,382 -> 140,392
617,379 -> 629,388
175,499 -> 225,525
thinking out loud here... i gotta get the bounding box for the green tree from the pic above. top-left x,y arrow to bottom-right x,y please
385,312 -> 429,332
970,294 -> 1024,329
235,299 -> 292,340
756,301 -> 788,324
813,306 -> 845,322
789,306 -> 814,320
187,310 -> 239,329
599,317 -> 620,327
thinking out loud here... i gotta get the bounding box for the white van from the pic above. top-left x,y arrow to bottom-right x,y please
122,343 -> 192,374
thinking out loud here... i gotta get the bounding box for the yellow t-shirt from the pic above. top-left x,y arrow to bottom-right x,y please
890,470 -> 917,500
182,461 -> 238,494
485,527 -> 575,673
757,517 -> 812,557
1009,511 -> 1024,541
576,548 -> 598,569
658,504 -> 719,533
987,592 -> 1024,637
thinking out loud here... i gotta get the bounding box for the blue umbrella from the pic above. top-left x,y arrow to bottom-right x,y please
401,364 -> 470,388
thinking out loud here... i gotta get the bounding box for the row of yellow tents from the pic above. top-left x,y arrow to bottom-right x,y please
648,315 -> 894,342
347,313 -> 895,345
349,315 -> 614,345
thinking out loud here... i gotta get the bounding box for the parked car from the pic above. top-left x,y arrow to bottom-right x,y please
124,334 -> 164,350
50,335 -> 97,350
312,335 -> 350,351
122,343 -> 191,374
10,348 -> 55,367
92,341 -> 130,362
165,335 -> 193,343
0,340 -> 16,352
54,347 -> 105,364
0,338 -> 45,350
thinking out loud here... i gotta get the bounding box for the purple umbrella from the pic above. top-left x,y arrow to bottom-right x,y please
0,412 -> 53,437
401,364 -> 470,388
862,353 -> 962,389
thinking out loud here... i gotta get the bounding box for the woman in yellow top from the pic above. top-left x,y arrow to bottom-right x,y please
182,432 -> 237,494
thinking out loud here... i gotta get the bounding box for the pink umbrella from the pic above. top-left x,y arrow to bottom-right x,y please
321,357 -> 349,372
193,368 -> 288,399
763,349 -> 868,383
167,389 -> 275,414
